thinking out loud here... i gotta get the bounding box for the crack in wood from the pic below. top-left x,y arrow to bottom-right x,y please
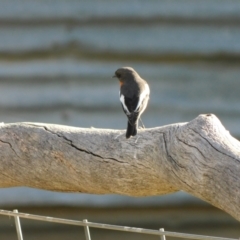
176,136 -> 224,175
160,132 -> 193,190
41,126 -> 126,164
25,123 -> 125,164
176,137 -> 205,159
190,127 -> 240,164
0,139 -> 20,158
160,132 -> 184,168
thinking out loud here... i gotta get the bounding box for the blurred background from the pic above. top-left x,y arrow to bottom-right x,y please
0,0 -> 239,239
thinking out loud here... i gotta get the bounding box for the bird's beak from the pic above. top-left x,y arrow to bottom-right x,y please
112,74 -> 117,78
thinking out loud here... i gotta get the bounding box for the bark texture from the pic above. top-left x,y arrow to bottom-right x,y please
0,114 -> 239,221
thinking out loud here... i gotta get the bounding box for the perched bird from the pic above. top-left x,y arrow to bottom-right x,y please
113,67 -> 150,139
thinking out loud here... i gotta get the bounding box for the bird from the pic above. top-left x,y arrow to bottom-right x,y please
113,67 -> 150,139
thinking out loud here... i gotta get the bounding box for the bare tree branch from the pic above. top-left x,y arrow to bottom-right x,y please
0,114 -> 239,221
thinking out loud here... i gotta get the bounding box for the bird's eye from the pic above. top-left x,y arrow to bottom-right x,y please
116,73 -> 121,78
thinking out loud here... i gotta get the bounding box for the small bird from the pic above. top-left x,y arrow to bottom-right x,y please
113,67 -> 150,139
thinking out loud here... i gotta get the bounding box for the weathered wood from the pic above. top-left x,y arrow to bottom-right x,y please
0,114 -> 239,221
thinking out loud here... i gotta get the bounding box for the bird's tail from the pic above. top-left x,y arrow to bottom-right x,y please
126,121 -> 137,139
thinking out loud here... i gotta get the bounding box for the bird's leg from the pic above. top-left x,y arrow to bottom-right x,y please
114,133 -> 123,140
134,136 -> 140,144
139,118 -> 145,129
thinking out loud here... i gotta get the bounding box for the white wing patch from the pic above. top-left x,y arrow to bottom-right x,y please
135,83 -> 150,112
120,94 -> 130,115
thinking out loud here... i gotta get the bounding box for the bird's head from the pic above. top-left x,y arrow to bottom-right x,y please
113,67 -> 139,85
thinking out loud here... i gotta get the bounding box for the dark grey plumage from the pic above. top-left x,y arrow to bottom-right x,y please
113,67 -> 150,138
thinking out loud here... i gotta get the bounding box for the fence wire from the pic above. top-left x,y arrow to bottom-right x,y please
0,209 -> 238,240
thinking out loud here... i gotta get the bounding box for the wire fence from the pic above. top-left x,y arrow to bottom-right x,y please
0,209 -> 238,240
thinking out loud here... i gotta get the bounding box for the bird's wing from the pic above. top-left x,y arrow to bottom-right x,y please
120,94 -> 131,115
120,83 -> 150,126
120,94 -> 140,125
134,83 -> 150,113
135,93 -> 149,116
